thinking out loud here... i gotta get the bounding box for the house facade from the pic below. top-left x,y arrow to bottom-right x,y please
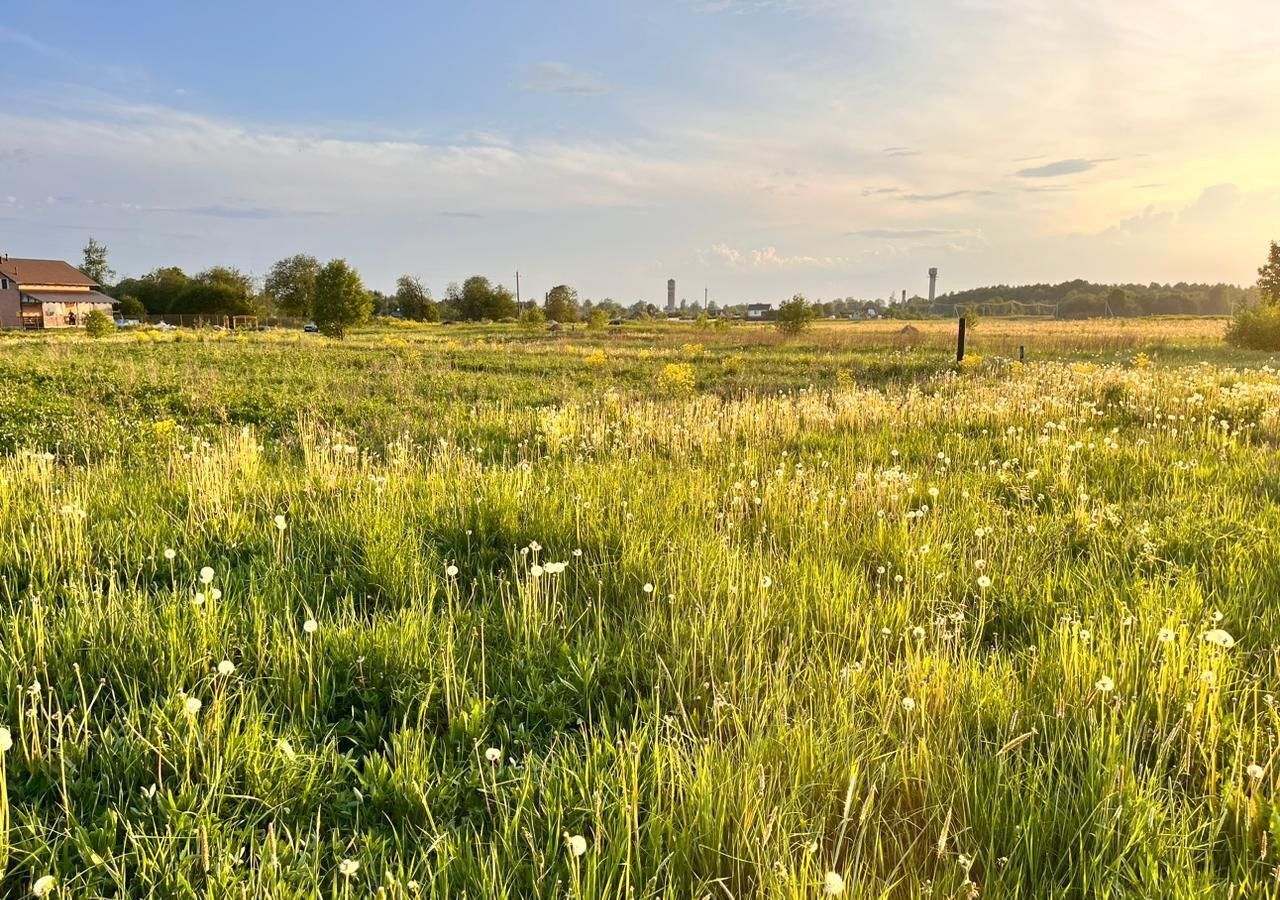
0,256 -> 116,329
746,303 -> 773,320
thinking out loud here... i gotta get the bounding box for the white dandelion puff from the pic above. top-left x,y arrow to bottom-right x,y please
1202,629 -> 1235,649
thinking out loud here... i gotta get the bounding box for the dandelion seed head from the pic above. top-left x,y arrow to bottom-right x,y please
338,858 -> 360,877
485,747 -> 503,764
567,834 -> 588,857
199,566 -> 215,585
1095,676 -> 1115,693
303,618 -> 318,635
1203,629 -> 1235,649
1248,763 -> 1265,780
823,871 -> 845,896
217,660 -> 235,676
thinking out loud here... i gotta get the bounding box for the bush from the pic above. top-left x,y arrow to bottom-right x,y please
519,306 -> 546,331
656,363 -> 696,397
775,295 -> 816,335
587,309 -> 610,330
1225,304 -> 1280,350
84,309 -> 114,338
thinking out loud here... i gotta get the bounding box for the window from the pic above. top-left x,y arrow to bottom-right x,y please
0,278 -> 9,291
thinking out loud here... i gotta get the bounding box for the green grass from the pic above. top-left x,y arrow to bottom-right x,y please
0,321 -> 1278,897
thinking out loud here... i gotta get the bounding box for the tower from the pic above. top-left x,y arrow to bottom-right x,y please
667,279 -> 676,311
928,268 -> 938,304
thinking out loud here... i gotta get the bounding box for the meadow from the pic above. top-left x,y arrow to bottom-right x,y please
0,316 -> 1278,897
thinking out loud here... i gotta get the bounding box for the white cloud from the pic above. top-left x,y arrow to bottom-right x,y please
516,63 -> 609,96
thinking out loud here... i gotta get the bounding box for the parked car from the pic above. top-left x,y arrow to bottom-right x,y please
303,322 -> 319,333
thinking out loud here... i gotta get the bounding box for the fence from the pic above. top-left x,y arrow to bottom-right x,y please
135,314 -> 309,330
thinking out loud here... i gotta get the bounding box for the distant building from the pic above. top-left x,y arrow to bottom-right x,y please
0,257 -> 115,330
667,279 -> 676,311
746,303 -> 772,320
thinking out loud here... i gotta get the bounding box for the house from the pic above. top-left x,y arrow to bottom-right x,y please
746,303 -> 773,321
0,256 -> 116,330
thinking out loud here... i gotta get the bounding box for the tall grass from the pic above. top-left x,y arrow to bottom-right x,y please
0,323 -> 1276,896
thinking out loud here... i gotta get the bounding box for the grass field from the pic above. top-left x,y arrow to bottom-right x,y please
1,317 -> 1279,897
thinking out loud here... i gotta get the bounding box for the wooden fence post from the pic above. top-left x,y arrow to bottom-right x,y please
957,317 -> 966,363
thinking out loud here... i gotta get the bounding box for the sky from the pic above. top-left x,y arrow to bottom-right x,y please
1,0 -> 1277,304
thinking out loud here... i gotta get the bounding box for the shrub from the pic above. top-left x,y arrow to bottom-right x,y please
519,306 -> 546,331
656,363 -> 696,397
587,309 -> 610,330
84,309 -> 114,338
1225,303 -> 1280,350
775,295 -> 816,335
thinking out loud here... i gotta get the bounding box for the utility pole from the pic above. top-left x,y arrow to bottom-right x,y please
704,287 -> 708,308
516,271 -> 521,309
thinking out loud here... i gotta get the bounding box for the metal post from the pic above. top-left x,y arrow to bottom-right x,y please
957,317 -> 966,362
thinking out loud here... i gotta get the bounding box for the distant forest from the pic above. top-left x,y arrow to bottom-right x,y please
924,280 -> 1255,319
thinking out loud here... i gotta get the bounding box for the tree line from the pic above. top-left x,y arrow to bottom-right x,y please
85,239 -> 1273,339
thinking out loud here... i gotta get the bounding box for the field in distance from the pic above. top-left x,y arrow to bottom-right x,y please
0,316 -> 1277,897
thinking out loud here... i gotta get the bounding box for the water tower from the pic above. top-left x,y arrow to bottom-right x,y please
928,268 -> 938,304
667,279 -> 676,311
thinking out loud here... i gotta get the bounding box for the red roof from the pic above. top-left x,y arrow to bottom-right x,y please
0,257 -> 98,288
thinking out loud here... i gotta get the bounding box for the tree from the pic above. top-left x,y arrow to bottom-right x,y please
394,276 -> 438,321
313,259 -> 371,338
587,308 -> 610,330
1258,241 -> 1280,305
544,285 -> 579,323
118,295 -> 146,319
452,276 -> 518,321
263,254 -> 320,317
775,294 -> 816,335
80,237 -> 114,286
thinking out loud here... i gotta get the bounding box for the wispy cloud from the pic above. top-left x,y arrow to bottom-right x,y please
883,146 -> 920,158
705,241 -> 847,270
903,190 -> 995,203
163,204 -> 331,220
1015,158 -> 1116,178
0,26 -> 57,57
516,63 -> 609,96
850,228 -> 955,239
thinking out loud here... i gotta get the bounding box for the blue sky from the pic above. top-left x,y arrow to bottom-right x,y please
1,0 -> 1277,303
